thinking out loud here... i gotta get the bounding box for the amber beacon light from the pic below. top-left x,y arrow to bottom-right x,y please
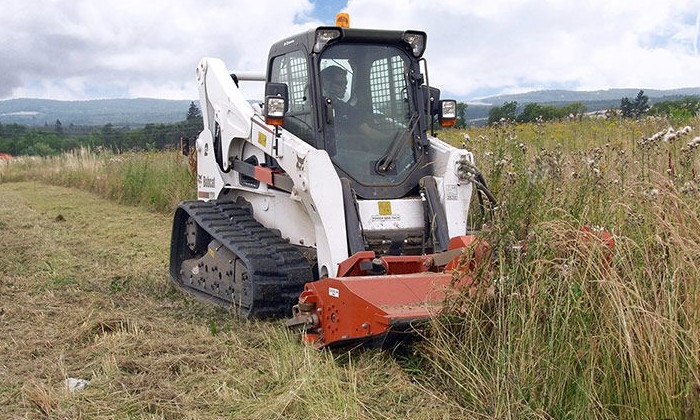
335,12 -> 350,28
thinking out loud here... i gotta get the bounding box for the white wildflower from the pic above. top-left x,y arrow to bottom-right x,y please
662,130 -> 676,142
687,136 -> 700,149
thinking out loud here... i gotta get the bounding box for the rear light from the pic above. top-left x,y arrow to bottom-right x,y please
265,96 -> 286,126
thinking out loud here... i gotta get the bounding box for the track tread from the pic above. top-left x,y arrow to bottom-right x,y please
170,199 -> 312,319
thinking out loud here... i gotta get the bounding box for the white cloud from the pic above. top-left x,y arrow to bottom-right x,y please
0,0 -> 698,100
346,0 -> 700,97
0,0 -> 319,99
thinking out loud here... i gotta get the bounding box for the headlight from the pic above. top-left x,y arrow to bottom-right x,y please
314,28 -> 341,53
441,100 -> 456,119
265,96 -> 286,125
439,100 -> 457,127
402,31 -> 426,57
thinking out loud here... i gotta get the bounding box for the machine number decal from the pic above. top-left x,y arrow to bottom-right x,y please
198,174 -> 215,189
378,201 -> 392,215
257,132 -> 267,147
446,184 -> 458,200
328,287 -> 340,298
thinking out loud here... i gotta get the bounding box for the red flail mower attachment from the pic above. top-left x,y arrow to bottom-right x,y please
285,236 -> 489,349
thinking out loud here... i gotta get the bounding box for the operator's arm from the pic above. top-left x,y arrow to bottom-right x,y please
359,122 -> 391,141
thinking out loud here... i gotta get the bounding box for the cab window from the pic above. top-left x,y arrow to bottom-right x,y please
319,44 -> 416,187
270,50 -> 314,141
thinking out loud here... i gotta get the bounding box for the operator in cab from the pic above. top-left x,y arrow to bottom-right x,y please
320,65 -> 388,142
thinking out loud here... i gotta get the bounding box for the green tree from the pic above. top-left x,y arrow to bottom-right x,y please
102,123 -> 127,150
184,101 -> 203,139
649,96 -> 699,120
559,102 -> 587,118
488,101 -> 518,125
186,101 -> 201,122
31,141 -> 56,156
620,90 -> 649,119
515,102 -> 588,123
516,103 -> 556,123
455,102 -> 468,128
55,119 -> 63,134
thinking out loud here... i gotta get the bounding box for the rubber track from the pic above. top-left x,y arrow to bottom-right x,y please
170,200 -> 312,319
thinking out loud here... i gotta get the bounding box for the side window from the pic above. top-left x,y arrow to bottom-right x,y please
270,50 -> 313,140
369,55 -> 409,130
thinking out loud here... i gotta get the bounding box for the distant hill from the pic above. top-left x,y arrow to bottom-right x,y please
470,87 -> 700,105
2,87 -> 699,127
464,87 -> 700,125
0,98 -> 196,127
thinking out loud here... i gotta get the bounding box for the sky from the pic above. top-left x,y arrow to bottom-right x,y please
1,0 -> 699,101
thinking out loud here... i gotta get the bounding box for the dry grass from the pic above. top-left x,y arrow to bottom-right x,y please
0,147 -> 194,213
0,183 -> 463,419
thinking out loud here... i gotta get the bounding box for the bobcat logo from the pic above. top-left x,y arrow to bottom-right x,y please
296,154 -> 306,172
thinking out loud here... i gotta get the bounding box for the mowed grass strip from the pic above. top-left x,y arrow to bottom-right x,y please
0,182 -> 463,419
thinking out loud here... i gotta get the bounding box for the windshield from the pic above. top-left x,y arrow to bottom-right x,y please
320,44 -> 417,186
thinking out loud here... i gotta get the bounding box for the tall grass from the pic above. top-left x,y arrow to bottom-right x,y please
1,117 -> 699,418
427,116 -> 700,418
0,147 -> 195,213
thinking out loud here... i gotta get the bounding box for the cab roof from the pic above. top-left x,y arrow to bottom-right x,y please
267,27 -> 427,60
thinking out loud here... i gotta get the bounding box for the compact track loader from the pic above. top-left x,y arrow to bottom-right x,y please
170,18 -> 496,348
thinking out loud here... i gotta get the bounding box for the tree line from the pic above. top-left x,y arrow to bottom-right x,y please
0,102 -> 202,156
484,91 -> 700,126
487,101 -> 588,125
3,95 -> 699,156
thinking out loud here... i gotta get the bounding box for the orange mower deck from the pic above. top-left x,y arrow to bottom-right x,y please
286,236 -> 487,348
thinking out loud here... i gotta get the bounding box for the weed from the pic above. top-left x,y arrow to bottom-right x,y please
431,116 -> 700,418
109,275 -> 131,293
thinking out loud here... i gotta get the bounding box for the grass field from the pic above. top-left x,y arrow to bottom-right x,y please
1,116 -> 699,418
0,183 -> 463,419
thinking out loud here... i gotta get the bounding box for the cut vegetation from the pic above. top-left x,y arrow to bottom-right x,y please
0,182 -> 461,419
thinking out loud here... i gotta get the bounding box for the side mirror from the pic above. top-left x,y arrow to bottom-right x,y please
421,86 -> 441,117
264,82 -> 289,126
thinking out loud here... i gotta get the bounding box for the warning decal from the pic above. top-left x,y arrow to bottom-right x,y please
378,201 -> 392,215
